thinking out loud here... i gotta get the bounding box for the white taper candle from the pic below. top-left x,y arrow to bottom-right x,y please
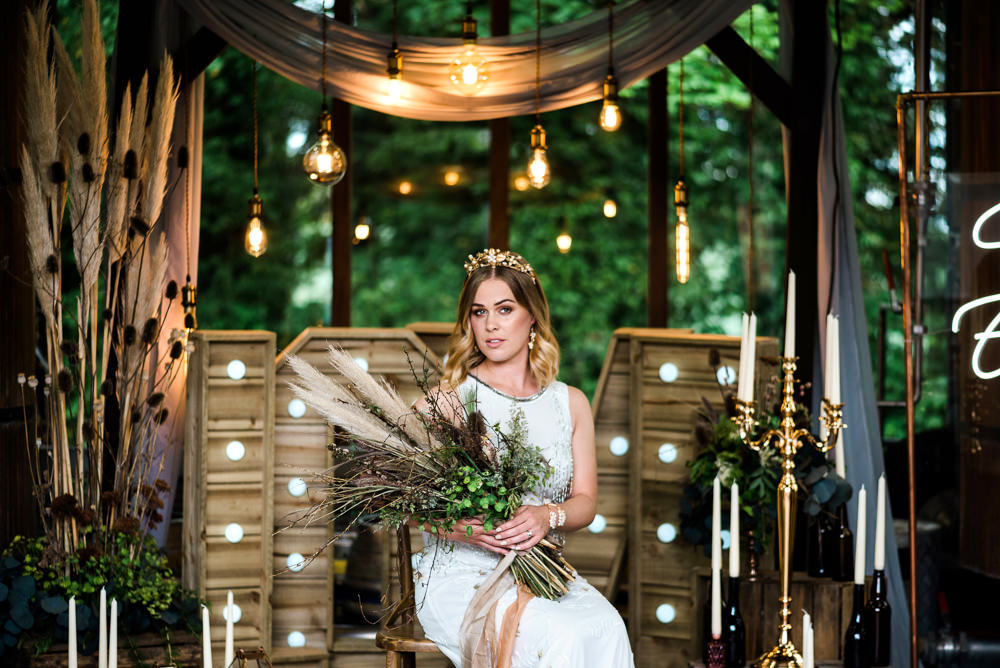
854,486 -> 867,585
730,482 -> 740,578
874,474 -> 886,571
784,270 -> 797,358
738,313 -> 749,401
68,595 -> 77,668
746,313 -> 757,401
99,587 -> 107,668
202,604 -> 213,668
225,590 -> 234,668
805,616 -> 815,668
711,476 -> 722,637
109,598 -> 118,668
821,314 -> 834,441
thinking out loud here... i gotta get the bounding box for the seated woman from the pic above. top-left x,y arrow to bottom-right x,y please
413,248 -> 633,667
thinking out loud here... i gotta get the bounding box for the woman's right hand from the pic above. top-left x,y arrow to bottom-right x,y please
447,517 -> 508,555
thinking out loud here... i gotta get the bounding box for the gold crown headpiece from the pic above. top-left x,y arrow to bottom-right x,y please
463,248 -> 537,284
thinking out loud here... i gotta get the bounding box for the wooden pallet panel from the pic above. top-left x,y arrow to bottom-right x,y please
183,330 -> 276,658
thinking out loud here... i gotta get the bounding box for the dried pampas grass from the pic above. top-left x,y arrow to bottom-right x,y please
142,55 -> 179,228
22,2 -> 60,199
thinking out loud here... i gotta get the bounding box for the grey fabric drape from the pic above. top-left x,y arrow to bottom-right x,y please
175,0 -> 752,121
809,11 -> 913,668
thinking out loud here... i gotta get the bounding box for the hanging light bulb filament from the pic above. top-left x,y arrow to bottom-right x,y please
245,191 -> 268,257
599,2 -> 622,131
386,0 -> 403,103
304,0 -> 347,185
449,3 -> 488,94
675,180 -> 690,284
527,125 -> 550,189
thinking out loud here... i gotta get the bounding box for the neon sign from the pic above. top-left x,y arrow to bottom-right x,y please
952,201 -> 1000,379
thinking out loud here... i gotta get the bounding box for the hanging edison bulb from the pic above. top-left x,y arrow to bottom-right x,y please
556,220 -> 572,254
303,105 -> 347,185
599,73 -> 622,132
527,125 -> 550,189
674,180 -> 690,284
449,4 -> 488,94
386,42 -> 403,104
245,192 -> 268,257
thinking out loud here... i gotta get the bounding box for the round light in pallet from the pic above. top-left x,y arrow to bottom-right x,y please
587,514 -> 607,534
658,362 -> 679,383
227,359 -> 247,380
226,440 -> 246,461
287,553 -> 307,572
223,602 -> 243,623
288,477 -> 308,497
656,523 -> 677,543
716,365 -> 737,385
609,436 -> 629,456
721,529 -> 731,550
354,357 -> 369,372
655,603 -> 676,624
287,398 -> 306,418
287,631 -> 306,647
657,443 -> 678,464
224,523 -> 244,543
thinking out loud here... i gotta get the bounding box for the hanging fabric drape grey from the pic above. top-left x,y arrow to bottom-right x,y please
805,6 -> 915,668
175,0 -> 752,121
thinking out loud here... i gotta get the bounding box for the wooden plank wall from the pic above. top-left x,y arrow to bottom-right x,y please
183,330 -> 276,658
271,328 -> 442,668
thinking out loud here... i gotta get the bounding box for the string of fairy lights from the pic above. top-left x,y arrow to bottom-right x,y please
244,0 -> 722,284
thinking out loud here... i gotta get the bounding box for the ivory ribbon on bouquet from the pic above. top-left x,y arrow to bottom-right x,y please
459,550 -> 535,668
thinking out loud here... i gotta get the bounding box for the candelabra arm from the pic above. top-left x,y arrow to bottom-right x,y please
814,399 -> 846,453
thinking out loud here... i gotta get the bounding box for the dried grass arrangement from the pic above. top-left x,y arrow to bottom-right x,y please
16,0 -> 181,561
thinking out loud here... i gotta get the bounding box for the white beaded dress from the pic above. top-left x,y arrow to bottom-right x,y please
413,375 -> 634,667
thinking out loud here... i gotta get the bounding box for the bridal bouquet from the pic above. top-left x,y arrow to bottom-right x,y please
285,348 -> 576,600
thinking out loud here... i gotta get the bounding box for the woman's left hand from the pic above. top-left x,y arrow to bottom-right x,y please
492,504 -> 548,552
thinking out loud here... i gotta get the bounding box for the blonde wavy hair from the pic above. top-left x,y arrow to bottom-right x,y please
442,263 -> 560,388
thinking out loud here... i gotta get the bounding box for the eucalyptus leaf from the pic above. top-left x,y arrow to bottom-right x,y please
0,582 -> 7,602
10,605 -> 33,631
11,575 -> 34,597
41,596 -> 68,614
812,478 -> 835,504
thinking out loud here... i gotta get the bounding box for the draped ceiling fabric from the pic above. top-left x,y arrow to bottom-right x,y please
176,0 -> 753,121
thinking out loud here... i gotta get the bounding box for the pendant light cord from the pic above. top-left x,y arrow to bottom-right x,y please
534,0 -> 541,124
182,48 -> 191,284
393,0 -> 398,44
678,58 -> 685,179
253,59 -> 259,194
606,2 -> 614,72
321,0 -> 328,103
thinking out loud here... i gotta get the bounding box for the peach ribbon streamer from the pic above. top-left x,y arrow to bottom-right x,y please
459,551 -> 536,668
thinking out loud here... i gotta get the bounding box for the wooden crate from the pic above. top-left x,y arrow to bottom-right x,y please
271,328 -> 443,665
691,568 -> 855,664
183,330 -> 276,658
594,329 -> 778,666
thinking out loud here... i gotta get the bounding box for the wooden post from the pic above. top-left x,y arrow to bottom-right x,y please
647,69 -> 669,327
488,0 -> 511,250
783,0 -> 828,405
331,0 -> 352,326
0,0 -> 39,546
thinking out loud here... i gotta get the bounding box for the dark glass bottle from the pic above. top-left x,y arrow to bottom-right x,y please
844,582 -> 869,668
702,590 -> 727,666
807,513 -> 833,577
832,504 -> 855,582
863,569 -> 892,666
725,576 -> 746,668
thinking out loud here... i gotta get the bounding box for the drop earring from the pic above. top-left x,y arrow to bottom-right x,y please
528,328 -> 536,350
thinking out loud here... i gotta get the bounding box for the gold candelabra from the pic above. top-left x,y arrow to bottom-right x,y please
733,356 -> 844,668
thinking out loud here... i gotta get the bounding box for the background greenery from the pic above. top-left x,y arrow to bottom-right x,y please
57,0 -> 951,442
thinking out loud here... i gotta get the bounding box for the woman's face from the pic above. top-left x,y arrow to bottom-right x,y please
469,277 -> 534,364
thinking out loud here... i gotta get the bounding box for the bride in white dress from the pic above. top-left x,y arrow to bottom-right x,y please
413,249 -> 633,668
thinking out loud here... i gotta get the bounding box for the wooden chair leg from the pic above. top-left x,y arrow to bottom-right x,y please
386,649 -> 401,668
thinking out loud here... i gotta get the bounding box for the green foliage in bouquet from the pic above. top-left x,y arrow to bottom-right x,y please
679,350 -> 852,556
284,349 -> 575,600
0,533 -> 201,659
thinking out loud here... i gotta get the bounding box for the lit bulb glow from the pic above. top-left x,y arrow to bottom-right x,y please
386,76 -> 402,104
225,440 -> 246,462
224,523 -> 244,543
303,109 -> 347,186
609,436 -> 629,456
287,631 -> 306,648
528,150 -> 550,189
449,46 -> 488,94
599,101 -> 622,132
226,360 -> 246,380
244,218 -> 267,257
514,175 -> 530,191
288,477 -> 308,497
676,217 -> 690,284
556,231 -> 572,254
444,170 -> 460,186
287,399 -> 306,418
603,199 -> 617,218
588,514 -> 607,533
287,553 -> 306,572
354,222 -> 371,241
398,181 -> 413,195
